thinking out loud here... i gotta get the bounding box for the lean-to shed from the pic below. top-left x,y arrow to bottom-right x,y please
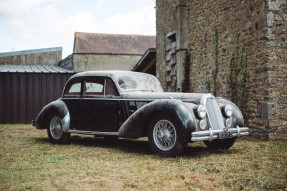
0,65 -> 76,124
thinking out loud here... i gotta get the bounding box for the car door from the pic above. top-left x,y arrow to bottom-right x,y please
79,76 -> 121,132
61,78 -> 82,129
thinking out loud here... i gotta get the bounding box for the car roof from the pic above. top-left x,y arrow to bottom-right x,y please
69,70 -> 152,80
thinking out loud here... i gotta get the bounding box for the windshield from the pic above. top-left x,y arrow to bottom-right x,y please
116,73 -> 163,92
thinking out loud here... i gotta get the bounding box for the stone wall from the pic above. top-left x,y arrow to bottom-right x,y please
265,0 -> 287,137
156,0 -> 287,139
72,54 -> 141,71
58,55 -> 73,70
0,47 -> 62,65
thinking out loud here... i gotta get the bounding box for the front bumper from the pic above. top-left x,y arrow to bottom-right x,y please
191,126 -> 249,141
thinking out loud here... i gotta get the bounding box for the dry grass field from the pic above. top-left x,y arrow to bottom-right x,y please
0,124 -> 286,190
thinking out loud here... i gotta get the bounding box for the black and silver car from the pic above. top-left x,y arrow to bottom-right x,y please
33,71 -> 249,157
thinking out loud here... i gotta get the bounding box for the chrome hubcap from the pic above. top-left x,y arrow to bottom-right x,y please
50,116 -> 63,139
153,120 -> 176,151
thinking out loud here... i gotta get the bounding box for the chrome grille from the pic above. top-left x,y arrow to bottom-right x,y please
205,97 -> 225,130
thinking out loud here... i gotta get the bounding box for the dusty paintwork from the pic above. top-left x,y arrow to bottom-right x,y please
34,71 -> 249,157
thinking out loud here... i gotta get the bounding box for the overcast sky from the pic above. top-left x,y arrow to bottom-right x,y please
0,0 -> 156,58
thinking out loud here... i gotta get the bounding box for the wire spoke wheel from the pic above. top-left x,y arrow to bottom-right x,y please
153,120 -> 176,151
50,116 -> 63,139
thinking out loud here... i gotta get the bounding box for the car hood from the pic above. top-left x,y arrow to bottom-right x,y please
120,92 -> 205,104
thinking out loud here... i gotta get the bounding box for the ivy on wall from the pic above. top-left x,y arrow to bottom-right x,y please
181,50 -> 191,92
228,31 -> 250,122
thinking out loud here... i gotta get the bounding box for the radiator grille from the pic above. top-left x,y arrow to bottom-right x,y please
205,97 -> 225,130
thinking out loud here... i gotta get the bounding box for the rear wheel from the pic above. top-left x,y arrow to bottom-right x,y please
203,137 -> 236,150
47,115 -> 70,144
148,114 -> 186,157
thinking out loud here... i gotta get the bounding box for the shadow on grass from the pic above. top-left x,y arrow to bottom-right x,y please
33,135 -> 240,158
184,145 -> 240,158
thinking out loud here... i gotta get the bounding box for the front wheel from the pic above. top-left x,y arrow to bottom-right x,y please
203,137 -> 236,150
148,114 -> 186,157
47,115 -> 70,144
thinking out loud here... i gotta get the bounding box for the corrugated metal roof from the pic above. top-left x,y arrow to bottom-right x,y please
73,32 -> 156,55
0,65 -> 76,73
0,47 -> 62,57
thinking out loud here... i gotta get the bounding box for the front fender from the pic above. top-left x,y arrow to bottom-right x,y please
217,99 -> 245,127
35,99 -> 69,131
118,99 -> 197,142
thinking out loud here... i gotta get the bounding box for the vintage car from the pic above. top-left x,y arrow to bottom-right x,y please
33,71 -> 249,157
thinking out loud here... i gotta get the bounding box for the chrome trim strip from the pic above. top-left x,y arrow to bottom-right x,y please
61,112 -> 70,133
68,129 -> 118,136
191,127 -> 249,141
200,93 -> 214,105
62,97 -> 198,102
62,97 -> 154,101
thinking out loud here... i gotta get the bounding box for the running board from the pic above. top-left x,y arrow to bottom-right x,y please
68,130 -> 118,136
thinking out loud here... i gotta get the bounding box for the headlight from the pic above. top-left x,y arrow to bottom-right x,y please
224,104 -> 233,117
199,119 -> 207,130
197,105 -> 206,119
225,118 -> 232,128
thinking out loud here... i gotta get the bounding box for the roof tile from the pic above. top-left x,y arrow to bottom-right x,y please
73,32 -> 156,55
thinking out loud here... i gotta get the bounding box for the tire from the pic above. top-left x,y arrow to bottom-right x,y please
148,114 -> 186,157
203,137 -> 236,150
47,115 -> 70,144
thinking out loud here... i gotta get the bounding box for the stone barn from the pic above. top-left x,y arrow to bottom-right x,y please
156,0 -> 287,139
59,32 -> 156,71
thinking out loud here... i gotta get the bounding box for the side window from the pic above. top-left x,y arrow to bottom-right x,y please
69,83 -> 81,93
86,83 -> 103,93
84,77 -> 116,96
84,78 -> 105,95
64,79 -> 82,96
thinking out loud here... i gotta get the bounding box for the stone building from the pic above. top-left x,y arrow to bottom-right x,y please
59,32 -> 156,71
0,47 -> 62,65
156,0 -> 287,138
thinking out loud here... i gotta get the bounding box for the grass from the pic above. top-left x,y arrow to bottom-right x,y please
0,124 -> 286,191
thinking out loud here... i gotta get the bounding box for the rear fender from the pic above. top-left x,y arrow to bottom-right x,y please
35,99 -> 70,132
118,99 -> 197,142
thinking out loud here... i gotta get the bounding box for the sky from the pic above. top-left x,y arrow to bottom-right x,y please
0,0 -> 156,58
